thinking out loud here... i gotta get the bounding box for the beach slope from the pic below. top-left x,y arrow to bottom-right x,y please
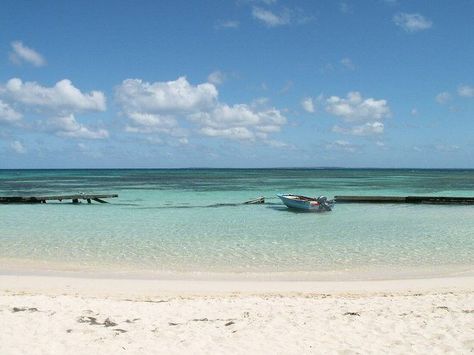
1,275 -> 473,354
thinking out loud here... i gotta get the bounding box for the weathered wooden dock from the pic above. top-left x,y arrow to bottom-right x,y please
0,193 -> 118,204
334,195 -> 474,205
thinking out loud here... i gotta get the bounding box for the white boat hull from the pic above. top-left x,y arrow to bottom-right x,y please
277,194 -> 334,212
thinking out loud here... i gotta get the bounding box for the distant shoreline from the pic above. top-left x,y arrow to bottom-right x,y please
1,167 -> 474,171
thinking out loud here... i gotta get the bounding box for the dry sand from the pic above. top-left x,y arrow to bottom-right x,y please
1,275 -> 473,354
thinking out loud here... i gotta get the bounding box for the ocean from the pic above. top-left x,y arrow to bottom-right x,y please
0,169 -> 473,280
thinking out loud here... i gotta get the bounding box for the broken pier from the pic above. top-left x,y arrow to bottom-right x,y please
0,194 -> 118,204
334,195 -> 474,205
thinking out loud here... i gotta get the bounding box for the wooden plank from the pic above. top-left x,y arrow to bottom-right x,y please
335,196 -> 406,203
244,197 -> 265,204
335,195 -> 474,205
0,194 -> 118,204
406,196 -> 474,205
36,194 -> 118,201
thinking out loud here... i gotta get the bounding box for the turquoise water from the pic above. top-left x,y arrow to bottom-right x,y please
0,169 -> 473,279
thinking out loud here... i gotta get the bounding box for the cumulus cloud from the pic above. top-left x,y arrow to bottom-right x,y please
10,140 -> 27,154
393,13 -> 432,32
458,84 -> 474,98
0,78 -> 106,113
116,77 -> 287,142
190,103 -> 286,140
9,41 -> 46,67
301,97 -> 315,113
436,92 -> 451,104
116,77 -> 217,115
0,100 -> 22,124
326,92 -> 389,136
0,78 -> 108,140
252,7 -> 290,27
127,112 -> 177,130
47,114 -> 109,139
325,92 -> 390,122
332,122 -> 384,136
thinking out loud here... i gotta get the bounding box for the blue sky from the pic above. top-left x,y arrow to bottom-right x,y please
0,0 -> 473,168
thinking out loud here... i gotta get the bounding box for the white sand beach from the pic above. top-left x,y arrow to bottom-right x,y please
1,275 -> 473,354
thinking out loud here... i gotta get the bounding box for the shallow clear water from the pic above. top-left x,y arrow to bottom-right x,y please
0,169 -> 473,278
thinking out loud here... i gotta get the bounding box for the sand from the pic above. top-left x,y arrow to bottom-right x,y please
1,275 -> 474,354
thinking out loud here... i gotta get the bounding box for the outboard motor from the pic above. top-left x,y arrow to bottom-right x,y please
316,196 -> 333,211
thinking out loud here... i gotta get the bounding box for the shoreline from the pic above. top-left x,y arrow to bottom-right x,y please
1,256 -> 474,283
2,273 -> 474,298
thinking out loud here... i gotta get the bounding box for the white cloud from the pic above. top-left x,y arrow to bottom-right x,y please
393,13 -> 432,33
436,91 -> 451,104
116,77 -> 217,115
0,78 -> 108,141
10,140 -> 26,154
9,41 -> 46,67
332,121 -> 384,136
0,100 -> 22,124
251,5 -> 312,27
199,126 -> 255,140
340,58 -> 355,70
326,140 -> 359,153
190,103 -> 286,140
127,112 -> 177,131
458,84 -> 474,98
411,108 -> 418,116
0,78 -> 106,113
207,70 -> 226,85
325,92 -> 390,122
117,77 -> 287,143
47,114 -> 109,139
252,7 -> 290,27
301,97 -> 315,113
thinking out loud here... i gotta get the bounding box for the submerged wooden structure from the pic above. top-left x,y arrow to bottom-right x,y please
244,196 -> 265,204
0,193 -> 118,204
334,195 -> 474,205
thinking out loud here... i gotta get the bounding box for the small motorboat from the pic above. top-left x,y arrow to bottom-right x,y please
277,194 -> 334,212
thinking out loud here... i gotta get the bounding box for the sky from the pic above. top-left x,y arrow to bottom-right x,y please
0,0 -> 473,168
